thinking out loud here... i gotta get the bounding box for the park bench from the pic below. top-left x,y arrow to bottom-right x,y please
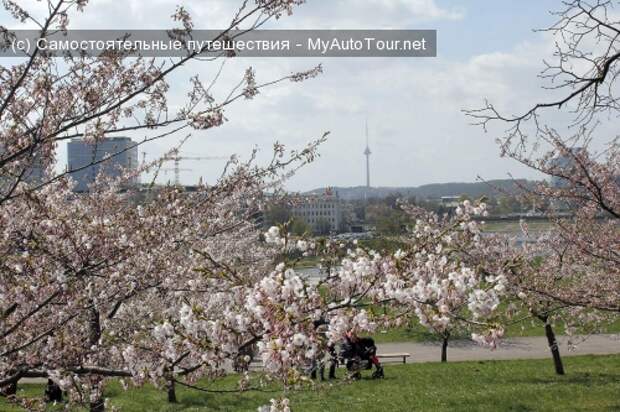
377,352 -> 411,364
248,352 -> 412,369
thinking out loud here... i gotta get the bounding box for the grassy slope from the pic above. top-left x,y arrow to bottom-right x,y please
482,220 -> 553,234
2,355 -> 619,412
373,315 -> 620,344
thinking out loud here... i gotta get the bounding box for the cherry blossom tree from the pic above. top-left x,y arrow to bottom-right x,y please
375,201 -> 510,362
1,143 -> 331,405
0,146 -> 318,410
465,0 -> 619,317
253,201 -> 512,368
0,0 -> 330,410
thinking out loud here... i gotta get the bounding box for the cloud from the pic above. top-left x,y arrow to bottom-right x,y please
3,1 -> 573,191
273,0 -> 464,29
369,0 -> 465,20
61,0 -> 464,30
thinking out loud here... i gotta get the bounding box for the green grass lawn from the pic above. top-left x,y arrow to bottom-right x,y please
293,255 -> 322,269
3,355 -> 619,411
482,220 -> 553,234
373,312 -> 620,344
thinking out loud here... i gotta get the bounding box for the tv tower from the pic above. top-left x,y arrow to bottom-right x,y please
364,120 -> 371,188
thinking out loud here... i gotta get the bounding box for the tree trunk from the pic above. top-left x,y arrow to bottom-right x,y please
544,322 -> 565,375
1,380 -> 17,396
88,306 -> 105,411
88,307 -> 101,346
90,398 -> 105,412
166,378 -> 177,403
441,335 -> 449,362
163,366 -> 177,403
538,314 -> 565,375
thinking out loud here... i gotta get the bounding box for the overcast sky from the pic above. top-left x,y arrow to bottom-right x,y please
4,1 -> 586,190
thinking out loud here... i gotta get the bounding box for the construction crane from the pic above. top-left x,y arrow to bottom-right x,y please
142,152 -> 228,186
166,155 -> 228,186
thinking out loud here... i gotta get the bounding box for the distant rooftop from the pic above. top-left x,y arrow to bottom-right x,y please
70,137 -> 133,142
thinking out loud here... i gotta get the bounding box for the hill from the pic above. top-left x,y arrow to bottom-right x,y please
304,179 -> 536,201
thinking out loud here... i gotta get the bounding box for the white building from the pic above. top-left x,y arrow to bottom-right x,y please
67,137 -> 138,192
290,192 -> 344,234
440,195 -> 461,208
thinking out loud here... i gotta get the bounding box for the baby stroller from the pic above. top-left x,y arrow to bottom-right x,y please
340,333 -> 384,379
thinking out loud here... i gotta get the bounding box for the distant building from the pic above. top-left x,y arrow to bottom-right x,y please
290,191 -> 344,234
23,158 -> 45,184
440,195 -> 461,208
67,137 -> 138,192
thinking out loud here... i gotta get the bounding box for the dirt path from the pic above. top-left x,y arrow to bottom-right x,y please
377,334 -> 620,363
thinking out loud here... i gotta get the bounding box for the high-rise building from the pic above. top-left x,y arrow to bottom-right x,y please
23,159 -> 45,184
67,137 -> 138,192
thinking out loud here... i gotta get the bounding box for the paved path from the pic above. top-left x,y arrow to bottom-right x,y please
377,334 -> 620,363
